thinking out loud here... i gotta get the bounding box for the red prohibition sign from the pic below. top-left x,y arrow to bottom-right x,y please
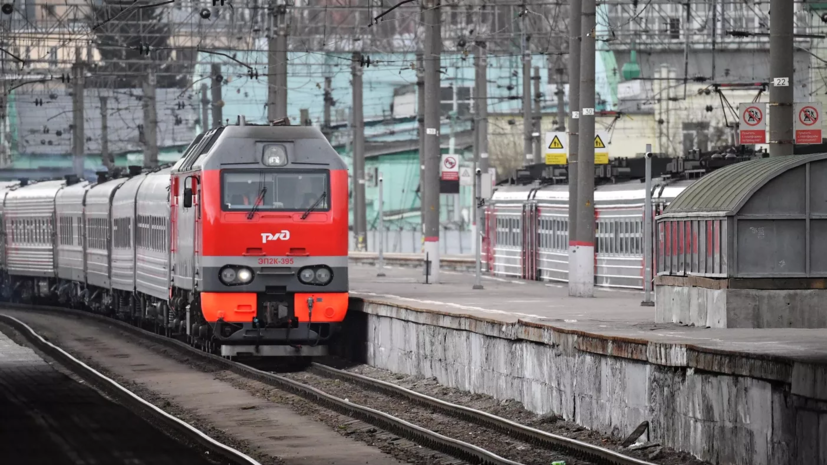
742,106 -> 763,127
443,156 -> 457,169
799,106 -> 819,126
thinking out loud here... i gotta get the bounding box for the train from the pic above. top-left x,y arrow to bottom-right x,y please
482,149 -> 762,290
0,122 -> 349,359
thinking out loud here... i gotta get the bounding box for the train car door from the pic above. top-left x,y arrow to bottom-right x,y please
521,196 -> 539,281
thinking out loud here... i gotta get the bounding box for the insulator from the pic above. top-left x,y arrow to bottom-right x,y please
199,8 -> 211,19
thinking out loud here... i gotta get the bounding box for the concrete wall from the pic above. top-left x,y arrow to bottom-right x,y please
656,285 -> 827,328
347,300 -> 827,465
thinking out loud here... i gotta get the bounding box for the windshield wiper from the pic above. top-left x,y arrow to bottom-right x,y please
247,187 -> 267,220
301,192 -> 327,220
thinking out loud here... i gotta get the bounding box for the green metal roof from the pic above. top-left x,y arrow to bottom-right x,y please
664,154 -> 827,216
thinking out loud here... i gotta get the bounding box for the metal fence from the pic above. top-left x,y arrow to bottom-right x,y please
349,226 -> 473,255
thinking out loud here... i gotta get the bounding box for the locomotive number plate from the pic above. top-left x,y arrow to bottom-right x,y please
257,257 -> 295,265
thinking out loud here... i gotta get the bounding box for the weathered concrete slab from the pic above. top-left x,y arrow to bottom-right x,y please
347,264 -> 827,464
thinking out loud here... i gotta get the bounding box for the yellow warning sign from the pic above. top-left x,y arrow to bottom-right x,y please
546,153 -> 567,165
548,135 -> 564,150
594,132 -> 609,165
544,132 -> 567,165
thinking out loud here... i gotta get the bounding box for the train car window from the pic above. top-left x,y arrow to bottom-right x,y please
221,170 -> 330,212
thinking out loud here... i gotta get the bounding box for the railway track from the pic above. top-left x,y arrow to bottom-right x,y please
0,304 -> 658,465
0,312 -> 261,465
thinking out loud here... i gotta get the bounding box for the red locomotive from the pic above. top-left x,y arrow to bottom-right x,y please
0,121 -> 350,359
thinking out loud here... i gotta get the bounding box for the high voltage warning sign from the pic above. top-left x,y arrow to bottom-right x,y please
549,135 -> 564,150
545,132 -> 610,165
544,132 -> 567,165
594,132 -> 609,165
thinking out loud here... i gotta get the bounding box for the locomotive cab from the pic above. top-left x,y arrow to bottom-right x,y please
171,124 -> 349,357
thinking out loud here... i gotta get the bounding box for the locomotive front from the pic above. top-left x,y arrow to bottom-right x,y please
172,125 -> 349,357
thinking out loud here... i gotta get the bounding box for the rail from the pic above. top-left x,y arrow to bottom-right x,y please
0,304 -> 517,465
311,363 -> 657,465
0,303 -> 658,465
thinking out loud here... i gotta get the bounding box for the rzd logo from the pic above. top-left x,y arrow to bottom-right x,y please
261,231 -> 290,243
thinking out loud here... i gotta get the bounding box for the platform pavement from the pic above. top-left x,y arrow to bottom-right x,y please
348,262 -> 827,366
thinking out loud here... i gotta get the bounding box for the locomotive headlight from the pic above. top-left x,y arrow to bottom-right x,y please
236,267 -> 254,284
262,144 -> 288,167
299,268 -> 316,284
219,266 -> 254,285
314,267 -> 332,285
219,267 -> 237,284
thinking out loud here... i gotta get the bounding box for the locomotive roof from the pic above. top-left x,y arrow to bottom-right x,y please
175,125 -> 347,172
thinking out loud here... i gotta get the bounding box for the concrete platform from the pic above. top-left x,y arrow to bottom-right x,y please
0,330 -> 215,465
346,262 -> 827,465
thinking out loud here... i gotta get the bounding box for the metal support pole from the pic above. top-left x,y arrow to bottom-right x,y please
100,96 -> 112,170
417,53 -> 426,236
352,51 -> 367,251
142,67 -> 158,169
200,84 -> 209,132
72,58 -> 85,178
269,1 -> 288,121
422,0 -> 441,283
567,0 -> 582,291
473,168 -> 484,290
683,2 -> 690,100
450,75 -> 460,224
476,42 -> 489,182
323,76 -> 332,138
211,64 -> 223,128
533,66 -> 542,163
769,0 -> 794,156
556,66 -> 566,131
377,176 -> 386,277
571,0 -> 595,298
711,0 -> 717,80
523,50 -> 533,165
642,144 -> 654,307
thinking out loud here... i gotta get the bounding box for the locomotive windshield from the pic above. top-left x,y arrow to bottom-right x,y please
222,170 -> 329,212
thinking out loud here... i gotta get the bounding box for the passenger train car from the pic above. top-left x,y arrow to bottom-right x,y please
483,178 -> 695,289
0,123 -> 349,359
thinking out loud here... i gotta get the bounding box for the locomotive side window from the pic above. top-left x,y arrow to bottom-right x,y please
221,170 -> 329,212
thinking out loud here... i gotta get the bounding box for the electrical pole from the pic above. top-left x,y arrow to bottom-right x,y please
567,0 -> 582,290
323,76 -> 332,138
269,0 -> 288,121
142,66 -> 158,169
769,0 -> 794,156
200,83 -> 209,132
476,42 -> 489,183
0,77 -> 6,167
523,49 -> 533,165
475,41 -> 489,260
533,65 -> 542,163
422,0 -> 441,282
100,96 -> 112,170
71,53 -> 85,178
555,66 -> 565,131
417,52 -> 426,233
211,64 -> 223,128
571,0 -> 595,298
352,51 -> 367,252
